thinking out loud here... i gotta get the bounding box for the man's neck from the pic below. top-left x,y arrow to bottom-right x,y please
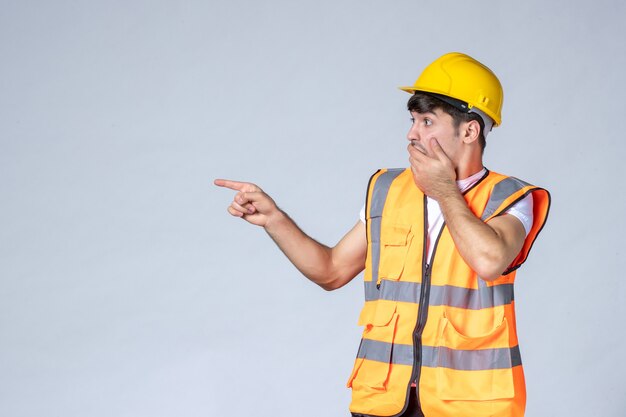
453,144 -> 484,180
455,159 -> 484,180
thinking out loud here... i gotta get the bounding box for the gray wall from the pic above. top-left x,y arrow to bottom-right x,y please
1,1 -> 624,416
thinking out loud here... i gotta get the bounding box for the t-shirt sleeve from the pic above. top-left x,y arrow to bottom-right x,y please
359,204 -> 366,223
504,193 -> 534,237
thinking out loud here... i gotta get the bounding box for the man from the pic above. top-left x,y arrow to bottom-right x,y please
215,52 -> 550,417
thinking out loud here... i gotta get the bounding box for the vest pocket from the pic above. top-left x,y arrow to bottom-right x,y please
347,303 -> 398,391
379,222 -> 413,281
434,313 -> 515,400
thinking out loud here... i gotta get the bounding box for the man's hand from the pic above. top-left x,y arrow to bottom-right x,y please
407,138 -> 457,201
214,179 -> 281,228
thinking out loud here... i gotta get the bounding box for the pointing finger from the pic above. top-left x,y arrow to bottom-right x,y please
214,178 -> 246,191
214,179 -> 261,192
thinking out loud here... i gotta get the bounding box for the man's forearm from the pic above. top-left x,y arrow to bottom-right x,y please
437,190 -> 520,280
264,210 -> 338,288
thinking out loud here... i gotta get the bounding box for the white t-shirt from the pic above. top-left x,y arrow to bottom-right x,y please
359,168 -> 534,263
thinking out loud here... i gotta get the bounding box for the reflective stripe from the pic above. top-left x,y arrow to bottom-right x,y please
364,280 -> 422,303
369,216 -> 382,285
423,345 -> 522,370
364,280 -> 514,309
368,169 -> 404,291
357,338 -> 414,366
357,339 -> 521,370
431,283 -> 514,309
481,176 -> 530,220
370,169 -> 405,219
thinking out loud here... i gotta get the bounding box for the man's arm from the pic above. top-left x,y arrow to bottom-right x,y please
436,195 -> 526,280
214,179 -> 367,290
407,141 -> 526,281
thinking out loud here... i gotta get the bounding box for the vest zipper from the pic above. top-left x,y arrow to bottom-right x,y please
412,262 -> 431,414
408,195 -> 431,415
410,195 -> 446,416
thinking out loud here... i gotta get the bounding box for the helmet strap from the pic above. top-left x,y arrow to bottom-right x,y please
425,92 -> 494,138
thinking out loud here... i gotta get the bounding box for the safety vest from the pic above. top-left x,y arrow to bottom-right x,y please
347,168 -> 551,417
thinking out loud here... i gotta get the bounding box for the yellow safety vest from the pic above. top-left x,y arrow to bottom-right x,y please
347,168 -> 551,417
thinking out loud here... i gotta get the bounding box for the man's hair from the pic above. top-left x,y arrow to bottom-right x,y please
407,92 -> 487,152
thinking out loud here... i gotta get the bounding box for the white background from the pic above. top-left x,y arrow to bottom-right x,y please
1,1 -> 625,416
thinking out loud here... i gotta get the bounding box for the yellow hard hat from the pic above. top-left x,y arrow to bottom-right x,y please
399,52 -> 503,126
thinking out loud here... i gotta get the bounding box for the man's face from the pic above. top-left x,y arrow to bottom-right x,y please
407,108 -> 460,163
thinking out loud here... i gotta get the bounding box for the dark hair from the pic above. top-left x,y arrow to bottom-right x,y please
407,92 -> 486,152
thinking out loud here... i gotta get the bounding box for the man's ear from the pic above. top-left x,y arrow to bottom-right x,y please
461,119 -> 481,144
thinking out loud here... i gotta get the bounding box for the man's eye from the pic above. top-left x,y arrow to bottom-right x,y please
424,118 -> 432,126
410,117 -> 415,123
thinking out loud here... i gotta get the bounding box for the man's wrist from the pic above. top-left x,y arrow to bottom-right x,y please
264,208 -> 288,235
431,178 -> 459,202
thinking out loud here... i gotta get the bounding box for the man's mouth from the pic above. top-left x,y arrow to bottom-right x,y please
411,140 -> 425,153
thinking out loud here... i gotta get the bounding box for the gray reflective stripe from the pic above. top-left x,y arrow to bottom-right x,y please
357,338 -> 414,366
364,280 -> 514,309
368,169 -> 404,290
431,283 -> 514,309
357,339 -> 521,370
422,345 -> 522,370
364,280 -> 422,303
370,169 -> 405,219
369,216 -> 382,287
481,176 -> 531,220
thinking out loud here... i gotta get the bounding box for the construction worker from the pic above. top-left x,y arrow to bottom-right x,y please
215,52 -> 550,417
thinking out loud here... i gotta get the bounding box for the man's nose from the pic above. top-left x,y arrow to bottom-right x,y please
407,124 -> 420,142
